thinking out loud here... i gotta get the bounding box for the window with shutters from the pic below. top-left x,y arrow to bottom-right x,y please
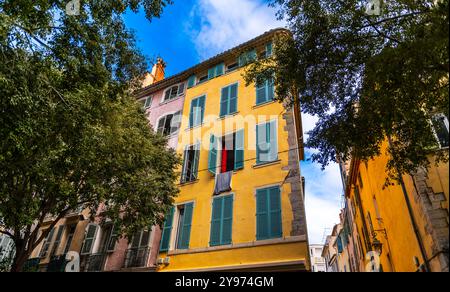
197,74 -> 208,85
187,75 -> 196,88
39,228 -> 55,258
210,194 -> 233,246
255,77 -> 274,105
207,63 -> 224,80
181,144 -> 200,183
431,113 -> 449,148
162,83 -> 185,102
226,61 -> 239,73
219,83 -> 238,117
140,96 -> 153,109
159,207 -> 174,252
256,186 -> 282,240
174,203 -> 194,250
159,203 -> 194,252
49,225 -> 65,258
81,224 -> 98,255
156,111 -> 181,136
189,95 -> 206,128
238,49 -> 257,67
256,120 -> 278,164
63,225 -> 76,254
208,130 -> 244,175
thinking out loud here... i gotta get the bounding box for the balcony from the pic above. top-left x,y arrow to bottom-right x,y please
124,247 -> 150,268
46,254 -> 67,272
83,253 -> 107,272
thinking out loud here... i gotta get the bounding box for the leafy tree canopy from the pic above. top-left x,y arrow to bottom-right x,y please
244,0 -> 449,182
0,0 -> 178,271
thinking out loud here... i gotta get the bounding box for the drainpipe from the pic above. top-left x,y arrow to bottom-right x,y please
387,136 -> 431,272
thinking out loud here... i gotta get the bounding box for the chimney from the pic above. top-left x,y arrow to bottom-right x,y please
142,58 -> 166,87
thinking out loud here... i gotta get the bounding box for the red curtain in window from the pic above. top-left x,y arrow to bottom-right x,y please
221,145 -> 227,173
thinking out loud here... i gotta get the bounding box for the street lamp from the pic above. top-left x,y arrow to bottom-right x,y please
371,229 -> 387,256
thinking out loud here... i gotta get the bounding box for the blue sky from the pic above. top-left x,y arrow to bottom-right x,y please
123,0 -> 342,244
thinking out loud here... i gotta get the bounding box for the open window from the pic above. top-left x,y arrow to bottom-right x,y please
39,227 -> 55,258
208,129 -> 244,175
80,224 -> 98,255
181,144 -> 200,183
156,111 -> 181,136
159,203 -> 194,252
63,225 -> 76,254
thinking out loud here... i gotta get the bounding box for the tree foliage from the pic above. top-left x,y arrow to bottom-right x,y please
244,0 -> 449,182
0,0 -> 178,271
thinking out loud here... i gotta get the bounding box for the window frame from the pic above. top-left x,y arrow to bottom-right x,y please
256,119 -> 278,164
431,113 -> 449,149
162,83 -> 185,103
180,143 -> 201,183
156,111 -> 181,137
219,82 -> 239,117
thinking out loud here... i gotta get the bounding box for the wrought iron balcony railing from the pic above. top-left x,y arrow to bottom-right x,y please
84,253 -> 107,272
124,247 -> 150,268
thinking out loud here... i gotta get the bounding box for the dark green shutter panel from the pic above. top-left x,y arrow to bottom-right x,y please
221,195 -> 233,245
229,84 -> 238,114
256,189 -> 269,240
198,95 -> 206,125
208,135 -> 217,174
210,197 -> 222,246
266,42 -> 273,57
234,129 -> 244,170
267,78 -> 274,101
268,187 -> 282,238
220,87 -> 229,116
256,80 -> 266,104
268,120 -> 278,161
248,49 -> 257,62
181,147 -> 189,183
208,67 -> 216,80
238,53 -> 245,67
189,98 -> 198,128
159,207 -> 174,252
187,75 -> 196,88
192,144 -> 200,179
216,63 -> 224,76
256,123 -> 268,164
178,203 -> 193,249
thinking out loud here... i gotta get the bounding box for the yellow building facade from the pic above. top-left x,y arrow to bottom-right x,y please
346,139 -> 449,272
151,29 -> 310,271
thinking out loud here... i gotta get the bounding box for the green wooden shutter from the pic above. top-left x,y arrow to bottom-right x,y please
177,203 -> 193,249
268,186 -> 282,238
159,207 -> 174,252
210,197 -> 222,246
187,75 -> 196,88
216,63 -> 224,76
267,78 -> 274,101
268,120 -> 278,161
180,146 -> 189,183
266,42 -> 273,57
229,83 -> 238,114
208,67 -> 216,80
221,195 -> 233,245
256,123 -> 269,163
256,189 -> 269,240
220,86 -> 229,116
256,80 -> 267,104
189,98 -> 197,128
208,135 -> 217,174
198,95 -> 206,126
234,129 -> 244,170
248,49 -> 257,62
192,144 -> 200,179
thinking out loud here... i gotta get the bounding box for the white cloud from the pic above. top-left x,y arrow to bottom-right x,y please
302,154 -> 343,244
185,0 -> 285,59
